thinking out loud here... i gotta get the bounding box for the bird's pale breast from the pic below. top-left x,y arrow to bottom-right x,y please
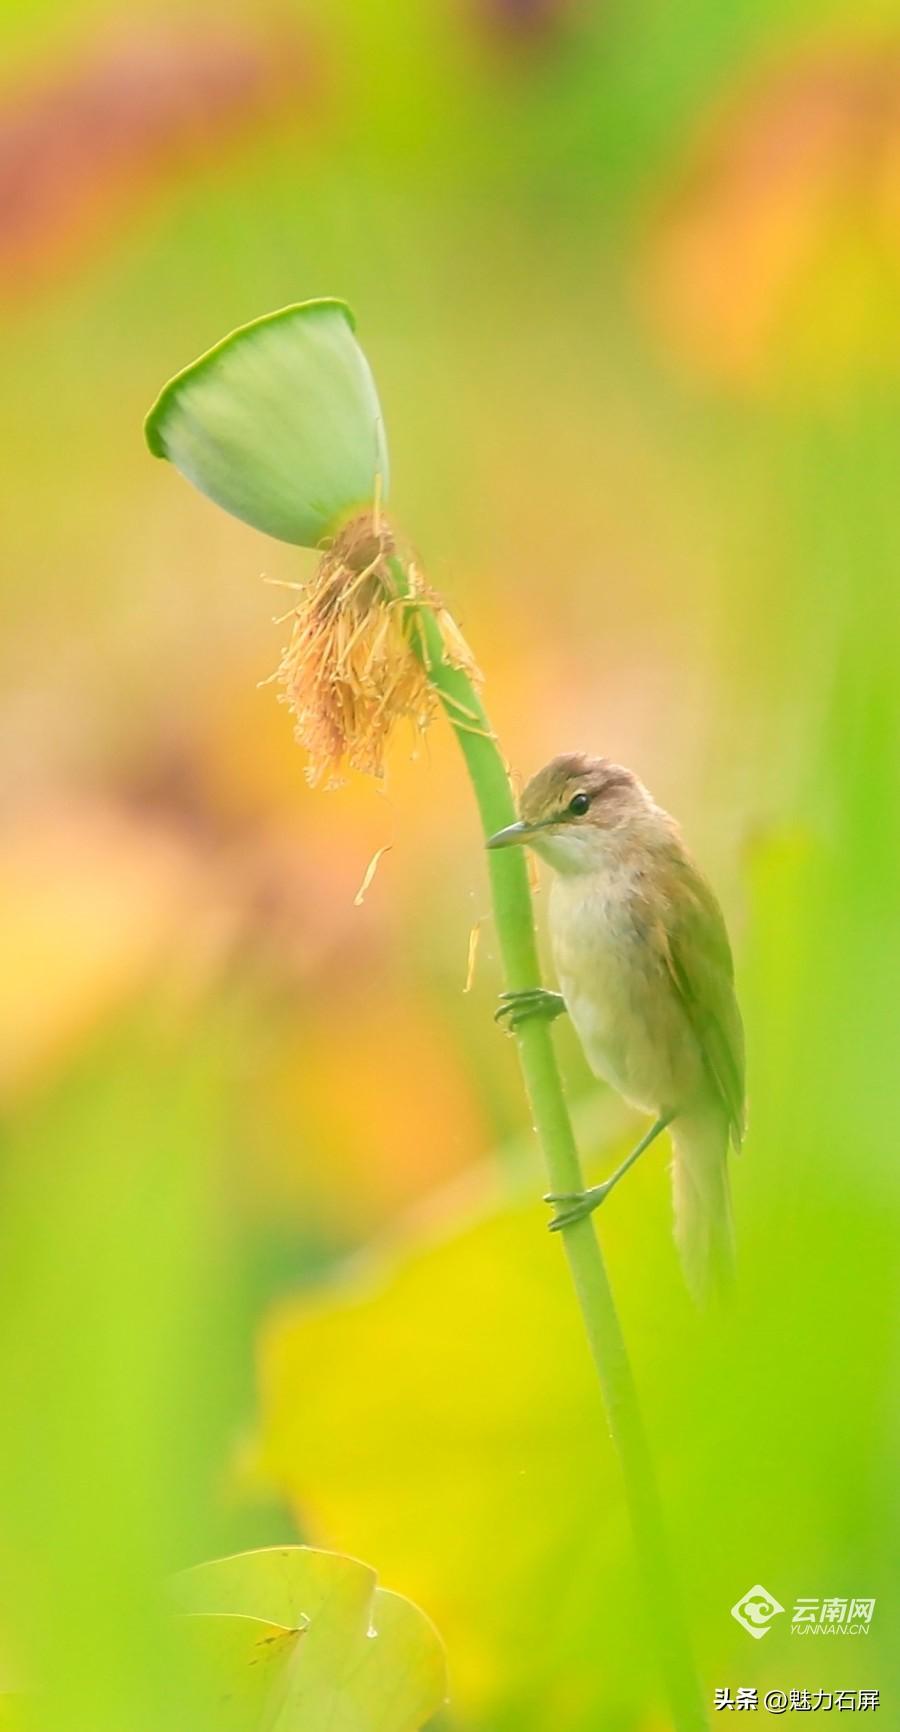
549,865 -> 706,1115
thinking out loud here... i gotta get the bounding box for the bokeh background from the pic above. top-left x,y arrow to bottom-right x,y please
1,1 -> 898,1727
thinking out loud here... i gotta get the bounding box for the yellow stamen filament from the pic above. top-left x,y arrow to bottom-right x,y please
353,844 -> 392,907
464,920 -> 483,993
273,515 -> 480,786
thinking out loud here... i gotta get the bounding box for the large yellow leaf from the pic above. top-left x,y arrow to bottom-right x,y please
253,1137 -> 670,1730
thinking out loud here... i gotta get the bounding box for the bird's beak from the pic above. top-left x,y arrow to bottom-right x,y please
486,820 -> 533,850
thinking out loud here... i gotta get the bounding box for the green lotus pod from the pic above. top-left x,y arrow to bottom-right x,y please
144,300 -> 389,548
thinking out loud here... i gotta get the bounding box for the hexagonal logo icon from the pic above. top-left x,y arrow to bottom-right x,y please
731,1585 -> 785,1639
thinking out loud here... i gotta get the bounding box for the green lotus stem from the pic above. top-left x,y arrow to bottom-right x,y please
392,555 -> 709,1732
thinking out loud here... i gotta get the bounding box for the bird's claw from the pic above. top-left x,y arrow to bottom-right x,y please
544,1183 -> 611,1231
494,988 -> 566,1033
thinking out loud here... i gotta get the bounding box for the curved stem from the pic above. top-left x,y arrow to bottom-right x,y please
392,557 -> 708,1731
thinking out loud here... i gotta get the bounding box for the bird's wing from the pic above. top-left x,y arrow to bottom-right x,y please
660,855 -> 746,1148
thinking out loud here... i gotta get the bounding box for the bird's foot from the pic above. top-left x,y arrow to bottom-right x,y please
544,1182 -> 612,1231
494,988 -> 566,1033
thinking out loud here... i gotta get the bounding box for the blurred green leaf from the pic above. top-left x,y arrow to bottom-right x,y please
0,1015 -> 238,1732
145,301 -> 389,548
175,1547 -> 447,1732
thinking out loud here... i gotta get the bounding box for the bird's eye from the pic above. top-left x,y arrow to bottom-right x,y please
568,792 -> 590,817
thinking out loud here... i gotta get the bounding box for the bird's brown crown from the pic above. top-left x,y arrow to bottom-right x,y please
519,753 -> 640,828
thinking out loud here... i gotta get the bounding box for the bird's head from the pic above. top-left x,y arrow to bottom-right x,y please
487,753 -> 652,874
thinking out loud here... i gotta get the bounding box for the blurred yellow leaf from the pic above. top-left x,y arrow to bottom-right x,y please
646,37 -> 900,395
249,996 -> 490,1233
0,801 -> 204,1099
254,1185 -> 656,1730
252,1126 -> 900,1726
0,19 -> 314,298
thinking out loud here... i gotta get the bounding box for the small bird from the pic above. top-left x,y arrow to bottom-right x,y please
488,753 -> 745,1301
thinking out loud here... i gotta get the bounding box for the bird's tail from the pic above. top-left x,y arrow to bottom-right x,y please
670,1105 -> 735,1304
